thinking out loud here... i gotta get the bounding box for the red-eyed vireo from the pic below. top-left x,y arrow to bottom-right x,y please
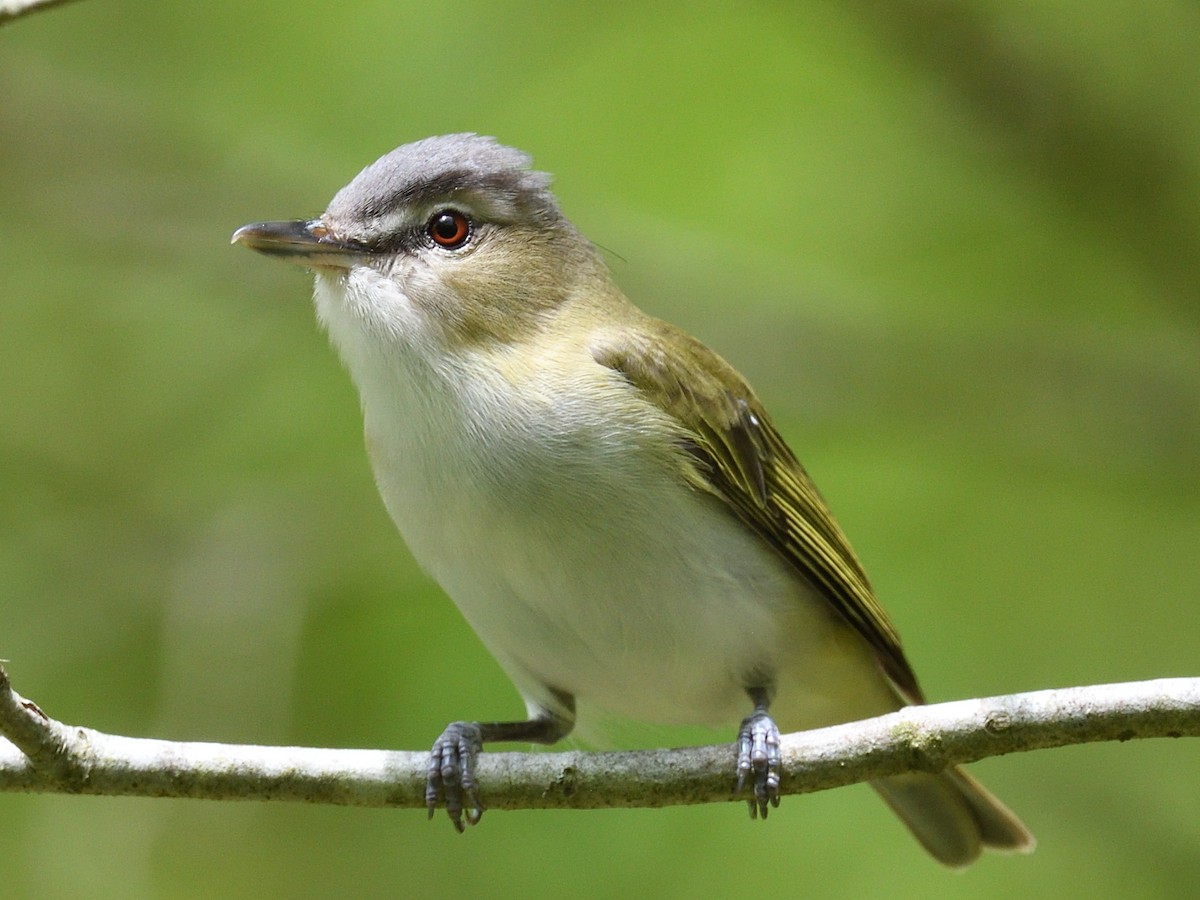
233,134 -> 1034,867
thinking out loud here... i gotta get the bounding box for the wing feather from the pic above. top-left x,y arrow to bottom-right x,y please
592,320 -> 923,703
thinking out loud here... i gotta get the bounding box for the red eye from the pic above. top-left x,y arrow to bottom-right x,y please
428,210 -> 471,248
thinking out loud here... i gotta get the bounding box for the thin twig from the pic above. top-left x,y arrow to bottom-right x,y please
2,665 -> 1196,811
0,0 -> 84,27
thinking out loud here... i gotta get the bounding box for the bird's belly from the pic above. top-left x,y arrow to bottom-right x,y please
417,491 -> 801,723
370,426 -> 887,731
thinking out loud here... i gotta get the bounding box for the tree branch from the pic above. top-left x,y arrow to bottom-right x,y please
0,0 -> 84,27
1,665 -> 1196,812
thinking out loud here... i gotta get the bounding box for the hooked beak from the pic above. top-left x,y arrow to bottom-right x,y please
231,219 -> 366,270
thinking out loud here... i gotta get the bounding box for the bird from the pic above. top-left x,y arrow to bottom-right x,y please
232,133 -> 1034,866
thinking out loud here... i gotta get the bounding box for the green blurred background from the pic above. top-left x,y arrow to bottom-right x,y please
2,1 -> 1197,897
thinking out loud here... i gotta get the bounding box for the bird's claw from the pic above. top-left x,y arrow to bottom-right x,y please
427,721 -> 485,831
736,708 -> 782,819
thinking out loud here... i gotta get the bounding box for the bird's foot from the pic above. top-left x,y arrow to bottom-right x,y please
736,707 -> 782,819
427,721 -> 484,832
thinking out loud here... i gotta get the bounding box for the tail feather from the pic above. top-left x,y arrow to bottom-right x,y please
871,767 -> 1035,868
